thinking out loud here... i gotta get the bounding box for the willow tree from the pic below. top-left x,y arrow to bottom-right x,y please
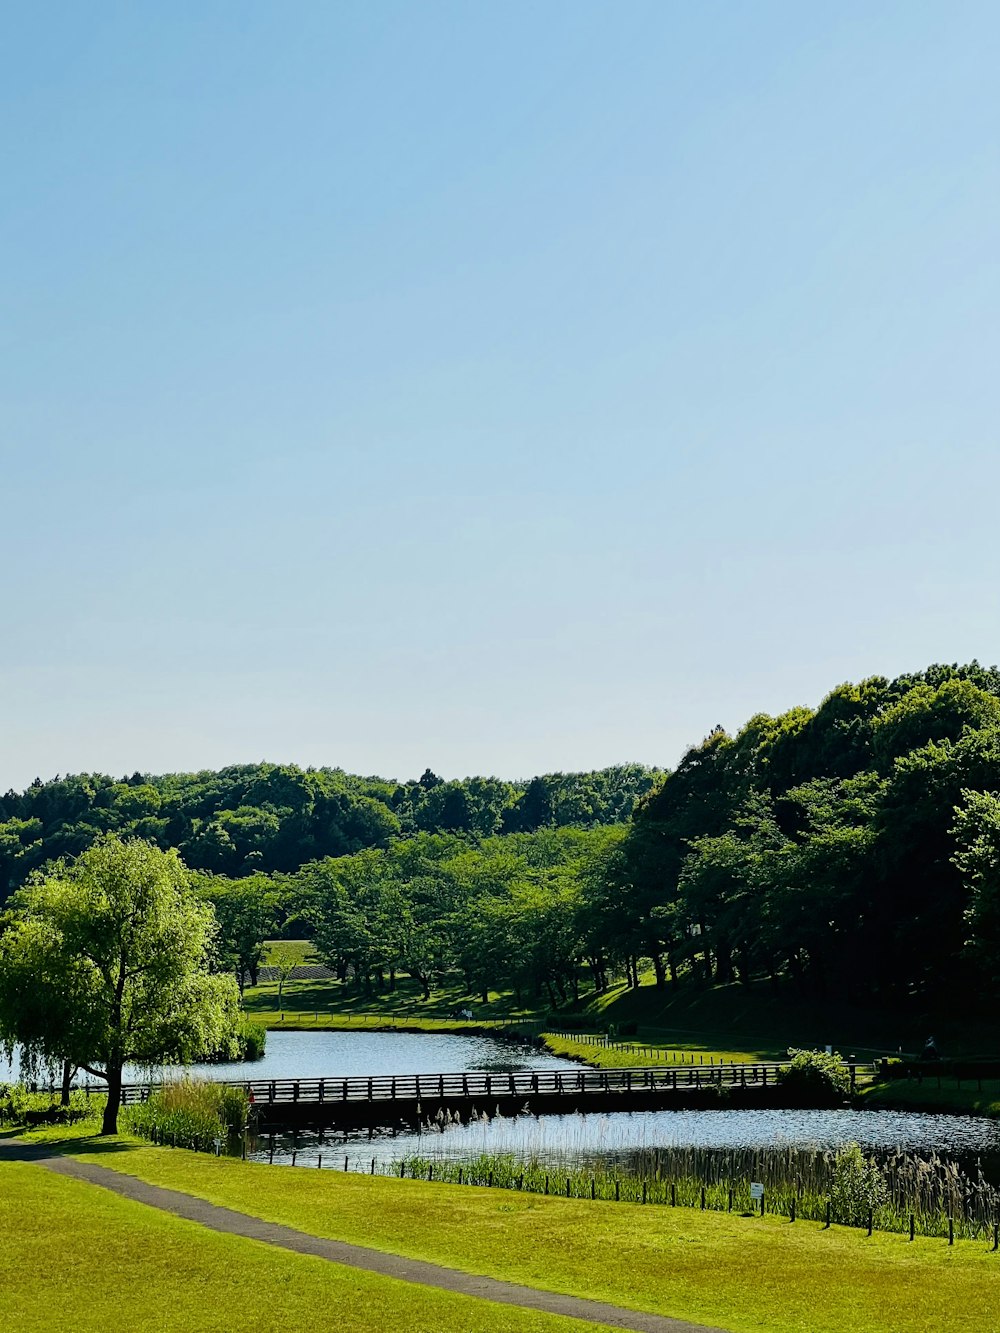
0,836 -> 240,1133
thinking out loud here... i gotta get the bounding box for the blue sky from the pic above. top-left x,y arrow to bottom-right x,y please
2,2 -> 998,790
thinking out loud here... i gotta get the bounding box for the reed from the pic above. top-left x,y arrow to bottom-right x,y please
375,1142 -> 1000,1242
123,1079 -> 249,1147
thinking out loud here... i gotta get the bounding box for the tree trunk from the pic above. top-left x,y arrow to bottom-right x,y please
60,1060 -> 73,1107
102,1065 -> 123,1135
668,957 -> 678,988
652,953 -> 666,989
389,967 -> 396,991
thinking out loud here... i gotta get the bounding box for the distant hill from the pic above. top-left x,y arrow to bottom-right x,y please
0,761 -> 663,900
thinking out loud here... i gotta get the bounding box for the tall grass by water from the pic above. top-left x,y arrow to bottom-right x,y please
123,1080 -> 250,1148
247,1125 -> 1000,1246
386,1141 -> 1000,1242
379,1142 -> 1000,1242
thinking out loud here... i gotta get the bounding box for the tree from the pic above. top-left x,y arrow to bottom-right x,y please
0,836 -> 240,1134
952,788 -> 1000,989
194,871 -> 277,990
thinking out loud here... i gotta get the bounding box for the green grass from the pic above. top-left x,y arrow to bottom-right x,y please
541,1033 -> 770,1067
262,938 -> 319,967
0,1159 -> 607,1333
63,1136 -> 1000,1333
860,1077 -> 1000,1117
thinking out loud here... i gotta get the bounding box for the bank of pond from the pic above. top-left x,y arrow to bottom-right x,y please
7,1028 -> 1000,1250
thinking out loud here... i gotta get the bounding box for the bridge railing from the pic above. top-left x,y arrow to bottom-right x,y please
118,1060 -> 861,1106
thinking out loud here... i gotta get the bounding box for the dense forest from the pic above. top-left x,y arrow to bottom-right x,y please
0,763 -> 660,902
6,662 -> 1000,1017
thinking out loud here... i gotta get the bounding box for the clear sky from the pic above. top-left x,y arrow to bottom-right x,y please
2,2 -> 998,792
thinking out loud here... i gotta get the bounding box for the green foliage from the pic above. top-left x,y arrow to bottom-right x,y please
0,762 -> 661,900
830,1144 -> 890,1226
235,1016 -> 267,1060
0,1083 -> 98,1127
776,1049 -> 851,1103
123,1079 -> 249,1144
0,835 -> 242,1132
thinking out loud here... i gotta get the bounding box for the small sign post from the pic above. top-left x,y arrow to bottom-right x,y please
750,1181 -> 764,1214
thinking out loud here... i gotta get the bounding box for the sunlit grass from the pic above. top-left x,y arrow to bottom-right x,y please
0,1160 -> 593,1333
64,1137 -> 1000,1333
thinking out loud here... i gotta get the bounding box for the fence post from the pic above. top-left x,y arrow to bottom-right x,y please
948,1216 -> 954,1246
867,1209 -> 873,1237
701,1186 -> 706,1210
909,1214 -> 915,1241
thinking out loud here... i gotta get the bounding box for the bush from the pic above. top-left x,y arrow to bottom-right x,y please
831,1143 -> 889,1226
776,1049 -> 851,1105
200,1015 -> 267,1062
123,1079 -> 249,1146
0,1083 -> 98,1127
237,1016 -> 267,1060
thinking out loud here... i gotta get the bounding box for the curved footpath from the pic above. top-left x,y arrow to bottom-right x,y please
2,1139 -> 725,1333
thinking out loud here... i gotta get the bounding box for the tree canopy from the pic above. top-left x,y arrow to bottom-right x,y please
0,836 -> 241,1132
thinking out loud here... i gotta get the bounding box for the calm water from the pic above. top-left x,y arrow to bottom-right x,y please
6,1030 -> 999,1177
253,1106 -> 1000,1173
0,1028 -> 577,1087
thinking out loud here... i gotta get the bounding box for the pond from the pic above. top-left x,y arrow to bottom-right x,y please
250,1105 -> 1000,1176
0,1028 -> 577,1088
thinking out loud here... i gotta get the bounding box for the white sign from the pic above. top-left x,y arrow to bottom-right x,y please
750,1182 -> 764,1200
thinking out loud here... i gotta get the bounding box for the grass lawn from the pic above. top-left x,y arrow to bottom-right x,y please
541,1034 -> 770,1067
62,1135 -> 1000,1333
0,1158 -> 608,1333
860,1078 -> 1000,1117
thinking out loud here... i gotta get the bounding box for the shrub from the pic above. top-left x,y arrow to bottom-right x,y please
123,1079 -> 249,1146
0,1083 -> 98,1127
237,1017 -> 267,1060
831,1143 -> 889,1226
776,1049 -> 851,1104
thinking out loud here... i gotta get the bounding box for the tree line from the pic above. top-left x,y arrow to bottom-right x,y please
0,762 -> 662,902
194,662 -> 1000,1016
607,661 -> 1000,1009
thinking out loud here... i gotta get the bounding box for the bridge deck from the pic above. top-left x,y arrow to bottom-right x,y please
118,1061 -> 859,1108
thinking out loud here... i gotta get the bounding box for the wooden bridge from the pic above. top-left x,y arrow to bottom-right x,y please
117,1061 -> 861,1128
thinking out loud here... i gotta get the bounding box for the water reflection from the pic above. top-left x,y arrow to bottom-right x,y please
250,1106 -> 1000,1176
0,1028 -> 577,1087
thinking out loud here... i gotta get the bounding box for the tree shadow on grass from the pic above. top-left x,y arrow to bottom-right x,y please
0,1128 -> 142,1158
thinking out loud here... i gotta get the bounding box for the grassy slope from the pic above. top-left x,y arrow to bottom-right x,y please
64,1137 -> 1000,1333
0,1159 -> 607,1333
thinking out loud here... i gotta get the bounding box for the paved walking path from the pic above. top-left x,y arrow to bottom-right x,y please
3,1140 -> 726,1333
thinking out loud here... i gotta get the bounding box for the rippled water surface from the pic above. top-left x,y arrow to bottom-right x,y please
0,1027 -> 577,1086
253,1105 -> 1000,1171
